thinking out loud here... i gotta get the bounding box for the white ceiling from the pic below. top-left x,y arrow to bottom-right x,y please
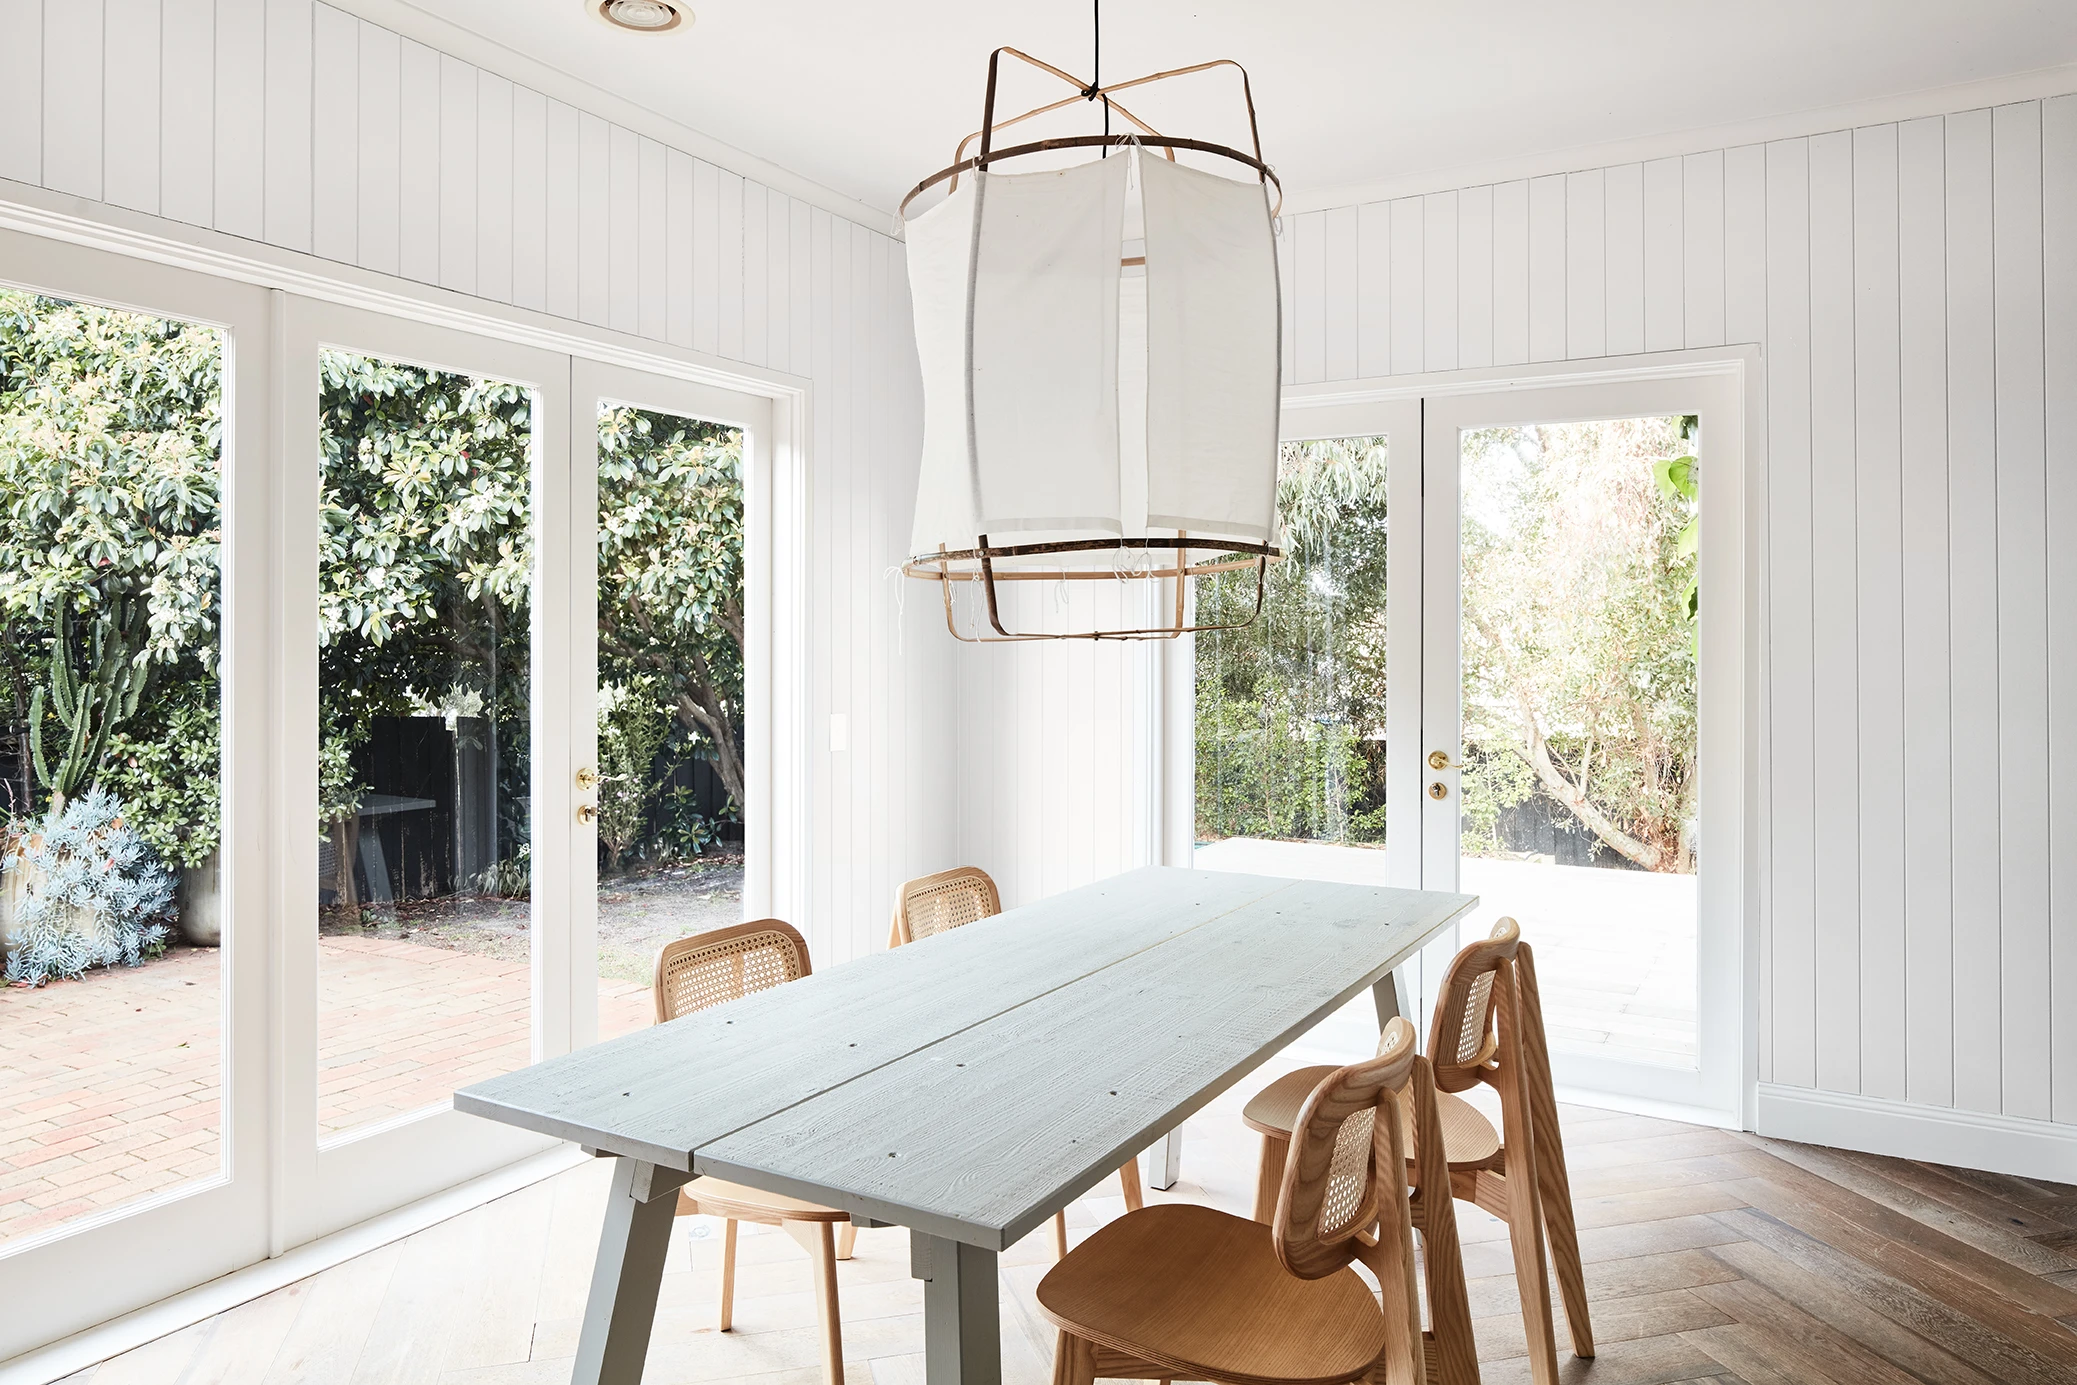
402,0 -> 2077,214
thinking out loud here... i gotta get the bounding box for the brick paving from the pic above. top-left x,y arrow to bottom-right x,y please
0,939 -> 651,1246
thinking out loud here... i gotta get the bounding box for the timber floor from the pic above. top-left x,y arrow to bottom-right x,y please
54,1058 -> 2077,1385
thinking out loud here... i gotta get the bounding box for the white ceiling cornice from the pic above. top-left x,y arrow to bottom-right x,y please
322,0 -> 900,234
1278,60 -> 2077,215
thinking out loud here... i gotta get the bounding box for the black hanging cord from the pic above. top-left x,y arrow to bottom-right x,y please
1082,0 -> 1110,152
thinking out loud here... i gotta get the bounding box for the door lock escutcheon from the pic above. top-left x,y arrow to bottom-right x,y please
576,803 -> 598,824
1428,781 -> 1449,800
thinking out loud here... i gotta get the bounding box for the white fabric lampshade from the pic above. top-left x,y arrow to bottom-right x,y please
905,146 -> 1281,565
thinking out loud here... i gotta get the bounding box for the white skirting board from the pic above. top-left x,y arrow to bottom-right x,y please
1756,1083 -> 2077,1184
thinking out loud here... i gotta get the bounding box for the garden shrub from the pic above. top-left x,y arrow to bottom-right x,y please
4,787 -> 176,986
99,674 -> 221,871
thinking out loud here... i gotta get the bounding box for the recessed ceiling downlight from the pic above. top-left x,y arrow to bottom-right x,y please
593,0 -> 687,33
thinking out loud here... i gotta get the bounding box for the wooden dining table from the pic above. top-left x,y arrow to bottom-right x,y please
454,865 -> 1476,1385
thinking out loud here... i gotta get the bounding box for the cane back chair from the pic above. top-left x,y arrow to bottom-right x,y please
1239,919 -> 1592,1385
655,919 -> 856,1385
887,866 -> 1144,1257
1038,1018 -> 1480,1385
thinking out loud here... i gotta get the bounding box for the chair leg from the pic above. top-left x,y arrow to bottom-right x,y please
1503,1164 -> 1559,1385
1538,1153 -> 1593,1358
1051,1329 -> 1097,1385
1517,942 -> 1594,1358
1251,1134 -> 1288,1224
835,1220 -> 858,1261
810,1221 -> 844,1385
718,1218 -> 739,1332
1051,1209 -> 1069,1260
1117,1155 -> 1143,1212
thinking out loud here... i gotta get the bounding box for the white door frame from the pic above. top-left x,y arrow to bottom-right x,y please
568,359 -> 775,1046
0,230 -> 276,1359
0,187 -> 820,1365
1273,347 -> 1759,1127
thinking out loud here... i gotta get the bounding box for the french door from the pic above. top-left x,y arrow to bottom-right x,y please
277,301 -> 574,1244
1248,368 -> 1748,1121
1421,374 -> 1746,1119
0,227 -> 276,1361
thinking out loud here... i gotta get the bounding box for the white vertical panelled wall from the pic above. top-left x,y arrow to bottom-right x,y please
1260,96 -> 2077,1155
0,0 -> 951,968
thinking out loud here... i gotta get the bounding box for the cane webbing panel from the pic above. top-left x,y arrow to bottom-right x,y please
896,867 -> 1002,943
655,921 -> 808,1024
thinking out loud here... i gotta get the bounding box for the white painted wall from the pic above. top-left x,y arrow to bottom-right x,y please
1241,99 -> 2077,1137
0,0 -> 951,968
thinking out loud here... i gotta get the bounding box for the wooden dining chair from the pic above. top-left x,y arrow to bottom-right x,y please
1038,1017 -> 1479,1385
887,864 -> 1002,946
1238,919 -> 1592,1385
654,919 -> 856,1385
887,866 -> 1144,1257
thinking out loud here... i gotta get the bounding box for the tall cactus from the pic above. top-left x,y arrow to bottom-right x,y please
30,599 -> 151,814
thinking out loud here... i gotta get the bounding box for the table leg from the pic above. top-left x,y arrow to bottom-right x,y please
910,1231 -> 1001,1385
572,1158 -> 691,1385
1373,966 -> 1410,1029
1144,1128 -> 1185,1191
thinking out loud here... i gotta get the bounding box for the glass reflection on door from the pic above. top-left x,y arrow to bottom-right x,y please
0,289 -> 226,1242
314,351 -> 535,1135
591,401 -> 747,1043
1456,415 -> 1700,1066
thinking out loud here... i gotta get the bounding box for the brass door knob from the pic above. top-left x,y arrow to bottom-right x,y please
576,803 -> 598,824
1427,750 -> 1461,771
575,766 -> 600,791
1428,781 -> 1449,800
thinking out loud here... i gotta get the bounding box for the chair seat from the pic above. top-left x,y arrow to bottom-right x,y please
678,1176 -> 852,1224
1243,1065 -> 1502,1169
1036,1203 -> 1389,1385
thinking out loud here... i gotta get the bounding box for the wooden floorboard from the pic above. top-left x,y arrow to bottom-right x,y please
57,1060 -> 2077,1385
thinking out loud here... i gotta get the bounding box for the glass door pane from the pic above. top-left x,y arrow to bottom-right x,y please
314,350 -> 539,1135
576,363 -> 760,1046
1453,415 -> 1700,1068
0,287 -> 228,1237
1195,437 -> 1392,876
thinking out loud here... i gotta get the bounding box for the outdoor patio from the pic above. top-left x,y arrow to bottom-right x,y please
0,940 -> 652,1245
1196,837 -> 1698,1065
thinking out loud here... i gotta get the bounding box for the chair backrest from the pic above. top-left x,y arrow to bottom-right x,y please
1427,916 -> 1523,1094
1272,1016 -> 1421,1279
888,866 -> 1001,947
1272,1017 -> 1469,1382
653,919 -> 811,1023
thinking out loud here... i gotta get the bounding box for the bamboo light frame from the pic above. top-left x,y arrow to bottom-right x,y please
900,48 -> 1284,642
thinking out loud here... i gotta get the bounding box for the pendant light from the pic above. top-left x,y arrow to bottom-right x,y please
898,19 -> 1285,642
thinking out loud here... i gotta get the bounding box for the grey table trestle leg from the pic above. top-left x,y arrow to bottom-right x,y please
911,1232 -> 1002,1385
1374,963 -> 1410,1028
572,1157 -> 692,1385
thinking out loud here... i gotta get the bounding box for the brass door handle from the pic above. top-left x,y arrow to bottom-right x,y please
1427,750 -> 1462,771
575,766 -> 600,791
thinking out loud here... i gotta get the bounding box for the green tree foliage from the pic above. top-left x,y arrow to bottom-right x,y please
1196,438 -> 1389,845
596,678 -> 669,873
595,406 -> 747,805
0,289 -> 221,825
1460,417 -> 1697,871
99,673 -> 221,870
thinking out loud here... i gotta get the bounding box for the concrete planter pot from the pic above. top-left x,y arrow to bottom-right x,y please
177,848 -> 222,947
